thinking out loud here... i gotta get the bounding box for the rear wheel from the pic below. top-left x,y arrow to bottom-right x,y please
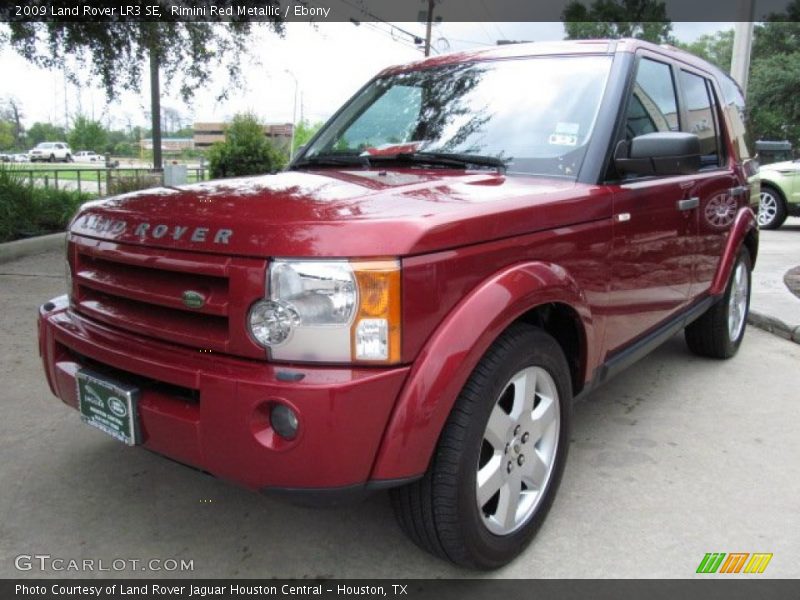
390,324 -> 572,569
757,186 -> 787,229
685,250 -> 751,359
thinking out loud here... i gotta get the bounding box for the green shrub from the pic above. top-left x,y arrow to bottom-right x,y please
208,113 -> 287,179
108,171 -> 163,195
0,166 -> 94,242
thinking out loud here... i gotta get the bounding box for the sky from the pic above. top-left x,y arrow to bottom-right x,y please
0,21 -> 731,135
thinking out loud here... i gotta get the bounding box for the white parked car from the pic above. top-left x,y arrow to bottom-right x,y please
11,153 -> 28,163
29,142 -> 72,163
74,151 -> 104,163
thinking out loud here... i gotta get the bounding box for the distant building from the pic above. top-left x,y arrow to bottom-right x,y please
193,122 -> 294,150
139,138 -> 195,153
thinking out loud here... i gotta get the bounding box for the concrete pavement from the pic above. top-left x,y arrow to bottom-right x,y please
750,217 -> 800,343
0,249 -> 799,578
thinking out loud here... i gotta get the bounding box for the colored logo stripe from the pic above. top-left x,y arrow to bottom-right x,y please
697,553 -> 726,573
744,553 -> 773,574
719,553 -> 749,574
697,552 -> 773,574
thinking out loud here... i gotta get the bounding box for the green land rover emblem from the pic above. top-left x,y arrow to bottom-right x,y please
182,290 -> 206,309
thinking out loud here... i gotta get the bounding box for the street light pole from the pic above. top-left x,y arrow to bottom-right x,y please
730,0 -> 755,97
284,69 -> 299,160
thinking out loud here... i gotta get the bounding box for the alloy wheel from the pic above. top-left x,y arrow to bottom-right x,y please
476,366 -> 560,536
758,191 -> 778,227
728,260 -> 749,342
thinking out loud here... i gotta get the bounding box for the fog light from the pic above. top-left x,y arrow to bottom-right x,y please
270,404 -> 299,440
248,300 -> 299,347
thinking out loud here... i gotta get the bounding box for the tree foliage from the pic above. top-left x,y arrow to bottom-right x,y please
675,30 -> 734,71
0,121 -> 14,149
292,119 -> 324,152
562,0 -> 672,43
748,51 -> 800,144
0,97 -> 25,148
26,122 -> 66,146
0,10 -> 283,102
68,115 -> 108,152
207,113 -> 287,179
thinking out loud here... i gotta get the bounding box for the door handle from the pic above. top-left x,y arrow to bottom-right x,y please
677,197 -> 699,211
730,185 -> 748,198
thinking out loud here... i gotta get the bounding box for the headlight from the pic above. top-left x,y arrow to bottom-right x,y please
248,259 -> 401,364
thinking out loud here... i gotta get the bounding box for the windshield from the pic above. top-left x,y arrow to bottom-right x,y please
302,55 -> 612,179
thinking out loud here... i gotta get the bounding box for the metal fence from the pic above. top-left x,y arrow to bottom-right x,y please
13,166 -> 209,196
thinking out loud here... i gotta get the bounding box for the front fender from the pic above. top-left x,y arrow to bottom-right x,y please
710,207 -> 758,296
370,261 -> 595,481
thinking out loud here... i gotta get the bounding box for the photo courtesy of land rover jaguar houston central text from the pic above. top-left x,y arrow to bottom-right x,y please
38,39 -> 759,569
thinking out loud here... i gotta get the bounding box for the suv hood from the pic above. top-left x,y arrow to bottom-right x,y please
760,160 -> 800,173
70,169 -> 607,257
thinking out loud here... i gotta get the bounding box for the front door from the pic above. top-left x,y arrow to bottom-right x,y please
605,55 -> 698,352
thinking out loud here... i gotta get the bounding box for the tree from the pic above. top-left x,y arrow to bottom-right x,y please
292,119 -> 324,152
68,115 -> 108,152
0,97 -> 25,148
1,18 -> 282,103
207,113 -> 287,179
1,11 -> 284,168
748,52 -> 800,145
675,30 -> 734,71
562,0 -> 672,43
0,121 -> 14,149
26,122 -> 66,146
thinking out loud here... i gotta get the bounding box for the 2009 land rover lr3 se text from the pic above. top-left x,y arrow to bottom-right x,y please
38,40 -> 759,569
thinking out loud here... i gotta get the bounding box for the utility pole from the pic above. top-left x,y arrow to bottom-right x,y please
424,0 -> 434,57
149,45 -> 163,171
730,0 -> 755,96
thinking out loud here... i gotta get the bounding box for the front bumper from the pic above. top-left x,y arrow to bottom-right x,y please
38,296 -> 411,497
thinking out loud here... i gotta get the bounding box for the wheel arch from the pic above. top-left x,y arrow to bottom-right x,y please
710,207 -> 759,295
370,261 -> 595,482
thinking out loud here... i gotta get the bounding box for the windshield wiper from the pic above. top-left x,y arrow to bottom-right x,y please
370,152 -> 508,172
292,154 -> 370,169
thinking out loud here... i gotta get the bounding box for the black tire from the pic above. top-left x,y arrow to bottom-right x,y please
758,185 -> 787,230
685,249 -> 752,359
48,154 -> 56,163
390,323 -> 572,569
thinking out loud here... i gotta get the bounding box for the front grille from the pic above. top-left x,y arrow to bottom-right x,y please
70,235 -> 267,358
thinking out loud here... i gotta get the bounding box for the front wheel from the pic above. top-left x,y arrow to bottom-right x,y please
390,323 -> 572,569
685,250 -> 752,358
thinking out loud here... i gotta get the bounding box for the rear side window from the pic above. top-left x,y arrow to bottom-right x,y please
624,58 -> 679,139
680,70 -> 722,168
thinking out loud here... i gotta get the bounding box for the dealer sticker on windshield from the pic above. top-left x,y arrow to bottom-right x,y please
549,122 -> 580,146
76,370 -> 141,446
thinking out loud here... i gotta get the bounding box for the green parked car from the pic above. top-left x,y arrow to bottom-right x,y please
758,160 -> 800,229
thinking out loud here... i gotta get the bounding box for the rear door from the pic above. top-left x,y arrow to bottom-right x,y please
677,67 -> 741,296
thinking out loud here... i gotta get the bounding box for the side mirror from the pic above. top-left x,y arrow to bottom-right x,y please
615,132 -> 701,177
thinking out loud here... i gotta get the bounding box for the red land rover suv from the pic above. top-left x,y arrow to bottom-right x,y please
38,39 -> 759,568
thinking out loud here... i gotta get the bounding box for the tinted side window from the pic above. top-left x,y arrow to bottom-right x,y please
625,58 -> 679,139
680,70 -> 721,168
